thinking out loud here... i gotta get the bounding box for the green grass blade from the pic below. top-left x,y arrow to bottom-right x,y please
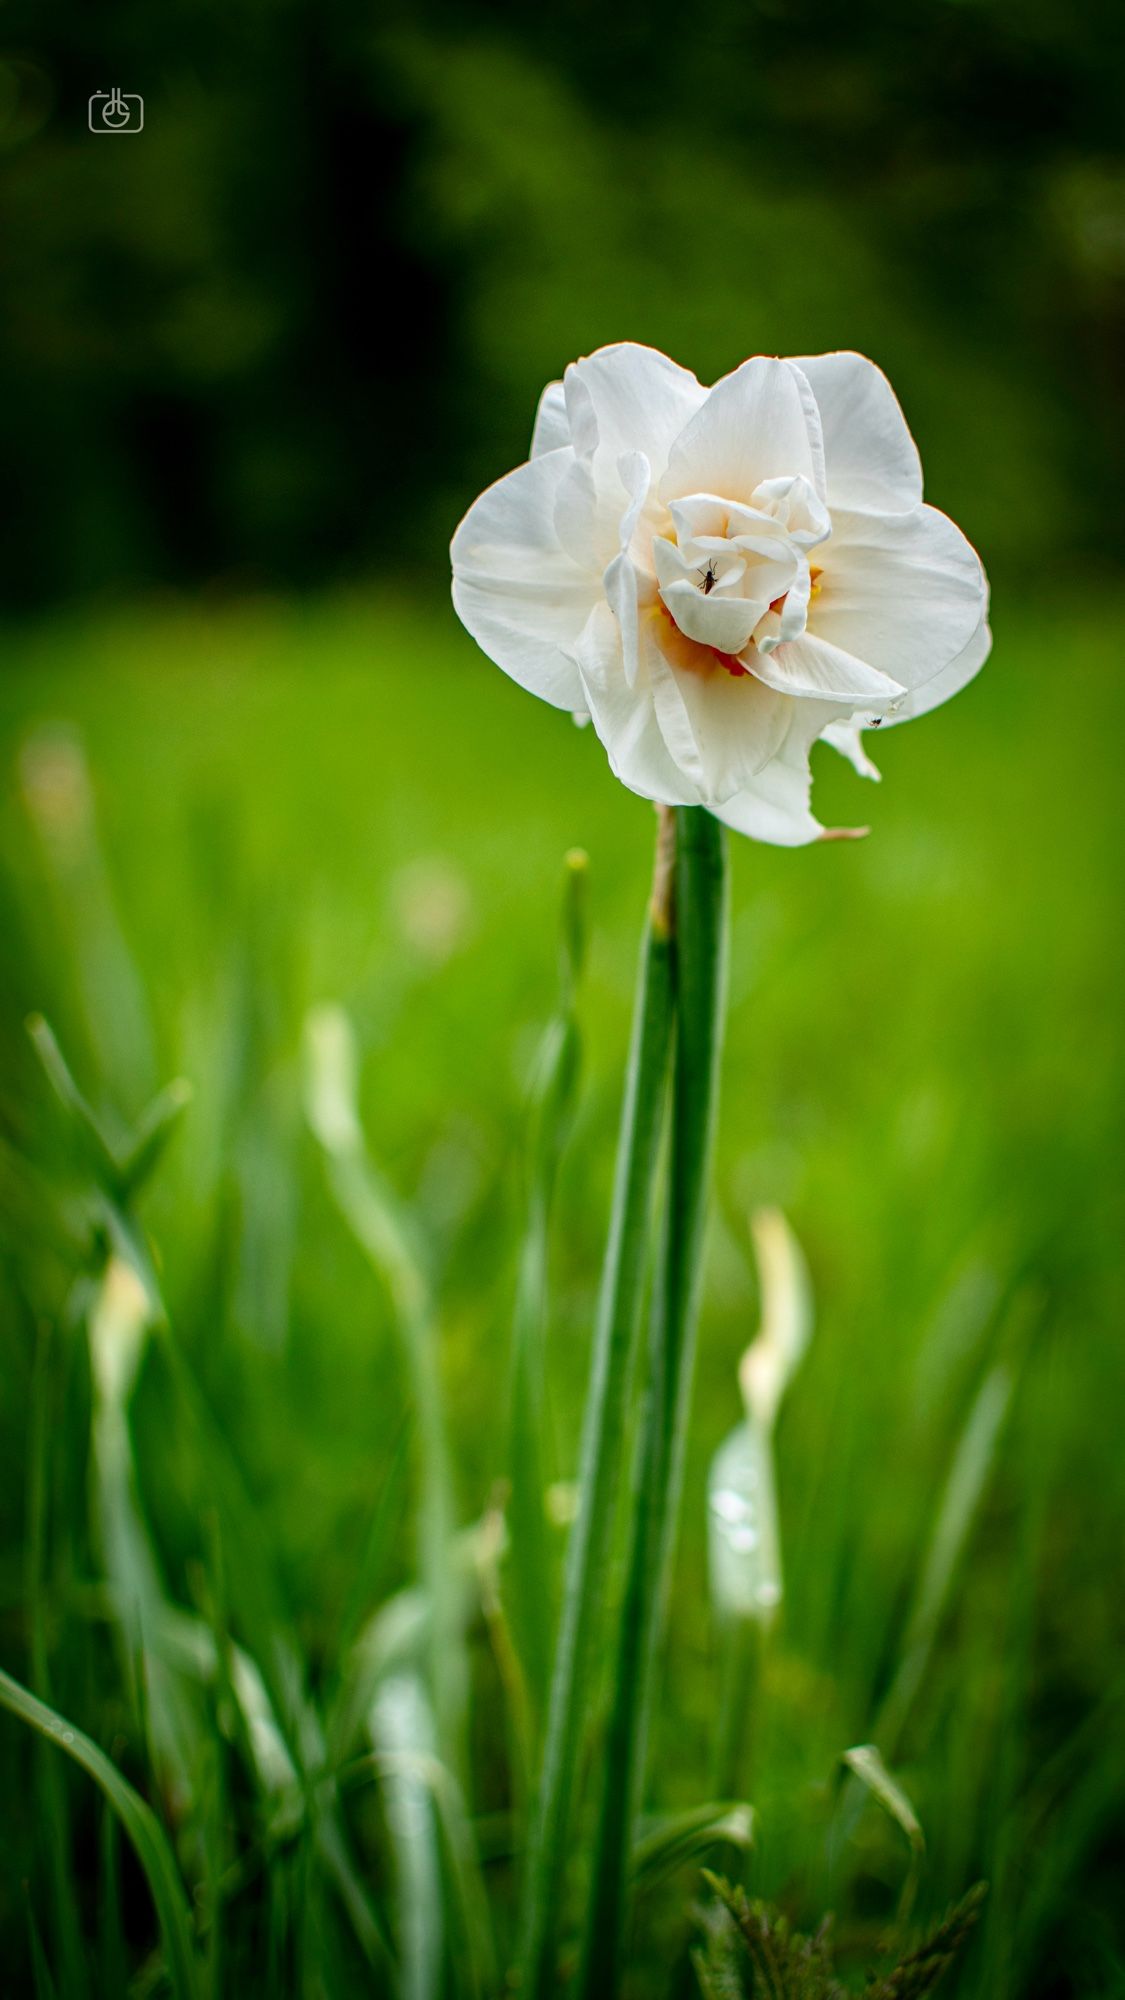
832,1344 -> 1022,1864
147,1327 -> 307,1756
841,1743 -> 925,1922
1003,1678 -> 1125,1990
709,1209 -> 812,1797
304,1003 -> 463,1769
20,725 -> 158,1109
24,1893 -> 59,2000
631,1800 -> 754,1898
312,1813 -> 397,1982
26,1012 -> 122,1186
711,1616 -> 765,1807
370,1672 -> 444,2000
351,1520 -> 499,2000
325,1411 -> 413,1724
507,850 -> 587,1738
116,1077 -> 193,1200
87,1256 -> 207,1825
26,1317 -> 89,2000
360,1714 -> 499,2000
516,825 -> 677,2000
577,804 -> 728,2000
98,1805 -> 128,2000
0,1667 -> 202,2000
149,1317 -> 395,1977
876,1357 -> 1016,1755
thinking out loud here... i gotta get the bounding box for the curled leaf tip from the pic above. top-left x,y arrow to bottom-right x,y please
739,1207 -> 813,1433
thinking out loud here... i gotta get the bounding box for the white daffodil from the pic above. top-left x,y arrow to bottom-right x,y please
451,345 -> 990,844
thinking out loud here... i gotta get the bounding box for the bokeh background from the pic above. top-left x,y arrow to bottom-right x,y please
1,0 -> 1124,1994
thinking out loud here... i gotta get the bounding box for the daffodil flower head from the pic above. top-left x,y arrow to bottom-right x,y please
451,346 -> 990,844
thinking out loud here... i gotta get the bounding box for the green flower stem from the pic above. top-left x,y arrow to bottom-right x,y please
577,804 -> 728,2000
516,810 -> 677,2000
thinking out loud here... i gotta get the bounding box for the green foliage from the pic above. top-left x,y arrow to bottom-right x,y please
506,849 -> 587,1746
694,1879 -> 840,2000
1,592 -> 1123,1995
867,1888 -> 989,2000
0,1668 -> 203,2000
693,1877 -> 987,2000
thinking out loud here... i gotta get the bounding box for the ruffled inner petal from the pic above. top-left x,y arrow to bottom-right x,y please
646,609 -> 792,806
661,358 -> 825,511
748,631 -> 904,705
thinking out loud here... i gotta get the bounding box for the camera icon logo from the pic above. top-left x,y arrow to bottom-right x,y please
88,88 -> 143,134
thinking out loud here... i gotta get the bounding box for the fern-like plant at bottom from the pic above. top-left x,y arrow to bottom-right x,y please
693,1876 -> 988,2000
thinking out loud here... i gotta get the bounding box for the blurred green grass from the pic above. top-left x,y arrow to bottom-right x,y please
1,587 -> 1123,1992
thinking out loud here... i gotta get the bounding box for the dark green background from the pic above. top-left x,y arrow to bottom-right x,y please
1,0 -> 1123,605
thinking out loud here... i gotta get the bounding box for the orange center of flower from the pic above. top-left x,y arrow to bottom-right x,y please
655,599 -> 749,678
655,564 -> 823,678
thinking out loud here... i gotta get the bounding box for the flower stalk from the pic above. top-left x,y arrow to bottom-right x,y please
577,805 -> 729,2000
516,814 -> 677,1999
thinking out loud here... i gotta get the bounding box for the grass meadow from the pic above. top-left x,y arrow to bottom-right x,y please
1,587 -> 1123,1995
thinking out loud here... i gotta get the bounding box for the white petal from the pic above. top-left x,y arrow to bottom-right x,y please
790,352 -> 922,513
711,709 -> 828,846
451,448 -> 599,710
754,560 -> 813,655
879,610 -> 992,726
563,344 -> 707,482
750,473 -> 832,549
777,562 -> 813,641
603,453 -> 657,689
552,455 -> 603,569
652,534 -> 748,595
821,607 -> 991,780
811,504 -> 986,691
669,492 -> 794,565
556,436 -> 658,578
531,380 -> 569,457
575,604 -> 700,805
649,640 -> 791,807
662,358 -> 825,511
658,581 -> 765,655
822,721 -> 883,781
749,631 -> 904,704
